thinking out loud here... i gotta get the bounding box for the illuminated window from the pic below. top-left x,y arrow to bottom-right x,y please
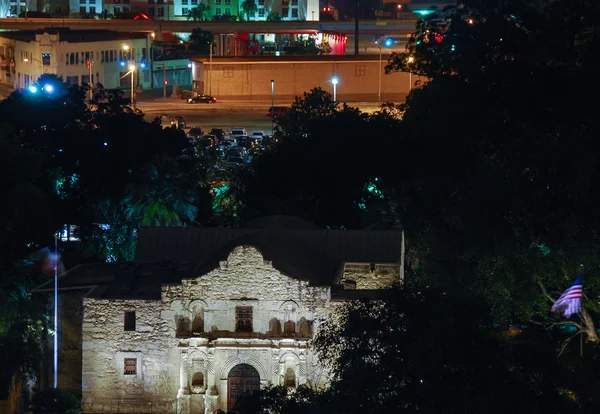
355,65 -> 365,76
124,311 -> 136,331
235,306 -> 253,332
124,358 -> 137,375
223,66 -> 233,78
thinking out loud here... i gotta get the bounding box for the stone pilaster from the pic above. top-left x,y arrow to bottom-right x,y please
178,350 -> 190,397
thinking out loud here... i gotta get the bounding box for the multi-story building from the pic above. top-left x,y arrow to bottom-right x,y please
0,29 -> 153,90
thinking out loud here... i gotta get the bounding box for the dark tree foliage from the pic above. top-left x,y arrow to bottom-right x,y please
232,88 -> 402,229
312,288 -> 600,413
378,0 -> 600,339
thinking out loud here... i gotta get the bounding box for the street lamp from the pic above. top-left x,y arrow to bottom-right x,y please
331,76 -> 339,102
407,56 -> 415,91
374,41 -> 382,103
128,63 -> 136,108
271,79 -> 275,136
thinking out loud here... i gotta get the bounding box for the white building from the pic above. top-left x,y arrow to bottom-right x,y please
0,29 -> 153,90
35,217 -> 403,413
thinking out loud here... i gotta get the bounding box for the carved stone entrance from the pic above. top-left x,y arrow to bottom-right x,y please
227,364 -> 260,410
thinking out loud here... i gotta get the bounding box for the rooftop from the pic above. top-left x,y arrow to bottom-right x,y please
0,28 -> 148,43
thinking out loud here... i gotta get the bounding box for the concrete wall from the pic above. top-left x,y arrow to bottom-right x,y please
196,58 -> 421,101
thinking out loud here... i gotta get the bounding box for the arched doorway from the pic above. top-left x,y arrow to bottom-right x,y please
227,363 -> 260,410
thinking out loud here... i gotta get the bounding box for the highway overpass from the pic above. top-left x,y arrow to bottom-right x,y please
0,18 -> 417,35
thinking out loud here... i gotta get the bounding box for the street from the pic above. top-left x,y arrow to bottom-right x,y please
140,100 -> 389,134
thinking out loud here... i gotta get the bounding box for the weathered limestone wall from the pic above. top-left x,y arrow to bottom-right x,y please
341,263 -> 401,289
81,299 -> 179,413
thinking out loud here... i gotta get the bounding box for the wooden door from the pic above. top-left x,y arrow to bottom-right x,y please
227,364 -> 260,410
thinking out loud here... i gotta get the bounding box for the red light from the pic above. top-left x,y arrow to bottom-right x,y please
434,33 -> 443,43
134,13 -> 151,20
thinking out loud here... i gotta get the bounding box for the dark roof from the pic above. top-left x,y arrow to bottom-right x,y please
32,261 -> 192,300
34,217 -> 403,299
135,226 -> 403,265
0,28 -> 148,43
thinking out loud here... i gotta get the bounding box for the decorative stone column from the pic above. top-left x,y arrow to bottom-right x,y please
178,350 -> 190,397
204,385 -> 219,414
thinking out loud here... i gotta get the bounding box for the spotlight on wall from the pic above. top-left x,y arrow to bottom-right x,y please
28,85 -> 38,93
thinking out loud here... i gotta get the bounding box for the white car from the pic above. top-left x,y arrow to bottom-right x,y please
251,131 -> 266,141
229,127 -> 247,140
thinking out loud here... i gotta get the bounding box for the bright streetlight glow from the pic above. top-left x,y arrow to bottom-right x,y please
331,77 -> 339,102
408,56 -> 415,63
384,38 -> 393,47
187,63 -> 192,68
44,84 -> 54,93
122,44 -> 130,51
331,77 -> 339,85
129,64 -> 136,71
23,58 -> 29,62
28,85 -> 38,93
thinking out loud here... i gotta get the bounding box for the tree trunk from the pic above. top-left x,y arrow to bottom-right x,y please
581,307 -> 599,343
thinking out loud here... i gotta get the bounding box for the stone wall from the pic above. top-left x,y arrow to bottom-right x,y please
341,263 -> 401,290
81,299 -> 180,413
81,245 -> 394,413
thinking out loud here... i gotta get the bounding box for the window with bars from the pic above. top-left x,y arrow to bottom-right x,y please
235,306 -> 253,332
124,358 -> 137,375
222,66 -> 233,77
355,65 -> 365,76
124,311 -> 136,331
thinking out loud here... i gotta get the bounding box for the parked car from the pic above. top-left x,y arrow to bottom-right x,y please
251,131 -> 266,141
225,156 -> 245,168
188,127 -> 204,139
229,127 -> 247,140
226,147 -> 248,161
188,95 -> 217,104
267,106 -> 288,118
238,137 -> 257,150
210,128 -> 227,142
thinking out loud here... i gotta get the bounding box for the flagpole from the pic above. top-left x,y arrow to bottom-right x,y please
54,233 -> 58,389
579,264 -> 584,358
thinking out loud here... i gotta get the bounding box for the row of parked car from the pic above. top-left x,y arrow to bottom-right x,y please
186,126 -> 269,167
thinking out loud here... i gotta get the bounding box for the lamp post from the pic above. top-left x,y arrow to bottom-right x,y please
271,79 -> 274,136
407,56 -> 415,91
374,41 -> 382,103
23,57 -> 42,88
331,76 -> 339,103
128,64 -> 136,108
53,234 -> 58,389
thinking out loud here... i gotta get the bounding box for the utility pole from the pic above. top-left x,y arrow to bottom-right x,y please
355,0 -> 360,55
209,42 -> 213,96
163,65 -> 167,98
86,58 -> 93,100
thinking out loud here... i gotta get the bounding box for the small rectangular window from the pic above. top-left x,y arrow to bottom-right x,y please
182,7 -> 188,14
355,65 -> 365,76
224,0 -> 230,3
236,306 -> 253,332
258,7 -> 264,17
80,6 -> 86,14
291,0 -> 297,5
124,311 -> 136,331
181,0 -> 187,4
124,358 -> 137,375
215,7 -> 221,15
157,6 -> 164,16
225,7 -> 230,15
148,6 -> 154,15
223,66 -> 234,78
191,0 -> 198,4
42,53 -> 51,66
291,8 -> 298,18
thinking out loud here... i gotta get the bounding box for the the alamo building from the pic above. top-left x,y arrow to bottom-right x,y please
35,216 -> 403,413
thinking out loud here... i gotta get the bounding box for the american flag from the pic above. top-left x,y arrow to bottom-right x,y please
551,275 -> 583,318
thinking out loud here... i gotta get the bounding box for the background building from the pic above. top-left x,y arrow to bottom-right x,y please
0,29 -> 153,90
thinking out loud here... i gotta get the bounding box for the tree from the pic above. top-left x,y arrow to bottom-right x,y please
240,0 -> 258,21
313,287 -> 600,413
229,88 -> 402,229
380,0 -> 600,343
266,12 -> 282,21
187,4 -> 211,21
122,156 -> 199,227
189,28 -> 214,54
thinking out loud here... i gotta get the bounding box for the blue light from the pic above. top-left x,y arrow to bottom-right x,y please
28,85 -> 38,93
120,61 -> 125,67
414,9 -> 434,16
44,84 -> 54,93
384,38 -> 393,47
451,44 -> 456,51
104,142 -> 108,146
140,62 -> 146,68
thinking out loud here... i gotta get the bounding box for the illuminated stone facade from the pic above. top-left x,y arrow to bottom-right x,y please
54,219 -> 404,413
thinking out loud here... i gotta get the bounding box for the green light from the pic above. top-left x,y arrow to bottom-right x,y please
414,9 -> 434,16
